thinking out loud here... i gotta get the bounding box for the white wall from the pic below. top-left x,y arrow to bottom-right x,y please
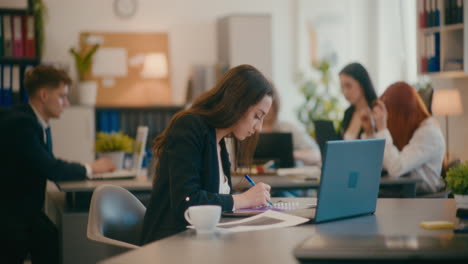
43,0 -> 281,104
431,78 -> 468,162
42,0 -> 467,161
42,0 -> 375,124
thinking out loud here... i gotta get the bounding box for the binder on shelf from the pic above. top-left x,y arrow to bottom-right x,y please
0,64 -> 3,106
22,15 -> 35,58
420,34 -> 427,73
2,64 -> 12,106
457,0 -> 463,23
427,33 -> 441,72
434,0 -> 440,26
21,64 -> 33,103
419,0 -> 426,28
426,0 -> 434,27
12,15 -> 23,57
0,15 -> 3,57
11,64 -> 20,104
3,15 -> 13,57
447,0 -> 452,24
110,111 -> 120,133
98,110 -> 109,133
451,0 -> 459,24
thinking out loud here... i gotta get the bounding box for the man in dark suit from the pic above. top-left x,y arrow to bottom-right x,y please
0,66 -> 115,264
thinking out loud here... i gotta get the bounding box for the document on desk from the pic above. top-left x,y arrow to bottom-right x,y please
277,166 -> 321,179
216,210 -> 309,233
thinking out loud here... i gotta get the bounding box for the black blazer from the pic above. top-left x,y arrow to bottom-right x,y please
141,114 -> 234,244
0,104 -> 86,220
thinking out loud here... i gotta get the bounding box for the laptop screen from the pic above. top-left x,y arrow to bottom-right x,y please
315,139 -> 385,223
253,132 -> 295,168
313,120 -> 341,158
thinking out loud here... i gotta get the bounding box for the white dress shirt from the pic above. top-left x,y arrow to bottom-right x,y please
218,154 -> 231,195
372,117 -> 445,193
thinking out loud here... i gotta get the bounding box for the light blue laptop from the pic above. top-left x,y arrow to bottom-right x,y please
312,138 -> 385,223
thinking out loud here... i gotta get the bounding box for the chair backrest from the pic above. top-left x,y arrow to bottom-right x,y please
417,87 -> 434,114
87,184 -> 146,249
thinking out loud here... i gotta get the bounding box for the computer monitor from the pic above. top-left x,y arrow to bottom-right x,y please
313,120 -> 341,158
253,132 -> 295,168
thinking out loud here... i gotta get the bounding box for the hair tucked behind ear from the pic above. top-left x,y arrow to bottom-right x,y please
152,64 -> 274,181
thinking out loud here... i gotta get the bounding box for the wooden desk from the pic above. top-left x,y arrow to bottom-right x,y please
55,174 -> 422,209
232,175 -> 422,198
56,176 -> 151,209
99,199 -> 461,264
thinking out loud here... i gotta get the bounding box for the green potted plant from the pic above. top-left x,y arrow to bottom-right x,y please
69,40 -> 100,105
296,59 -> 342,137
33,0 -> 46,57
445,161 -> 468,208
95,132 -> 134,170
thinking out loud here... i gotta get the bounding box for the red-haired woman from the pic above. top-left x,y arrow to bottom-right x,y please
361,82 -> 445,194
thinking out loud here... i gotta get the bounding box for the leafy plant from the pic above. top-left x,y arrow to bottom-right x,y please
296,59 -> 342,135
33,0 -> 46,57
95,132 -> 134,153
69,42 -> 100,80
446,161 -> 468,195
413,77 -> 433,92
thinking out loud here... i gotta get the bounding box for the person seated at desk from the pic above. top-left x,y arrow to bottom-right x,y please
361,82 -> 445,194
339,62 -> 378,140
0,66 -> 115,264
141,65 -> 274,244
262,87 -> 321,165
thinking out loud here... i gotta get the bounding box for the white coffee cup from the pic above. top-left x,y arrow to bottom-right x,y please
184,205 -> 221,233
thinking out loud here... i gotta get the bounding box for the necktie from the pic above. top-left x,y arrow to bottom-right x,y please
45,127 -> 53,155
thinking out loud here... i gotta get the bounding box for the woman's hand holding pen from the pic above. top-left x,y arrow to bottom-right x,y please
232,182 -> 272,209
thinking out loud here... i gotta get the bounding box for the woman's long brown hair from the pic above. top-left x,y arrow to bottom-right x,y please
381,82 -> 431,151
152,64 -> 274,182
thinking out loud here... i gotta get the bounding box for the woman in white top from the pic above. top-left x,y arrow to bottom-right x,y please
361,82 -> 446,194
263,88 -> 321,165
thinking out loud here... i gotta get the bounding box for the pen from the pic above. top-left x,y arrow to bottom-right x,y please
244,174 -> 274,206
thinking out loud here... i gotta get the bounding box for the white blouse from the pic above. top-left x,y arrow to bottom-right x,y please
218,153 -> 231,194
373,117 -> 445,193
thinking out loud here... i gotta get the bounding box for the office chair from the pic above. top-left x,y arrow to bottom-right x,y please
417,87 -> 433,114
87,184 -> 146,252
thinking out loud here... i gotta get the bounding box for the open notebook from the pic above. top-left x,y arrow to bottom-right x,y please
223,200 -> 316,217
92,126 -> 148,180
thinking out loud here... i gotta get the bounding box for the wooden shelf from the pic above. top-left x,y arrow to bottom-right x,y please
0,57 -> 40,64
443,23 -> 464,31
0,9 -> 33,15
416,0 -> 466,78
420,26 -> 441,34
421,71 -> 468,78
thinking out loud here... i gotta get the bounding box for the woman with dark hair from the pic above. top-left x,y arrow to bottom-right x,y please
361,82 -> 445,194
141,65 -> 274,243
339,62 -> 378,139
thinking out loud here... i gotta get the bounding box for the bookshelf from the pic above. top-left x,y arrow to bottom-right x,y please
95,105 -> 184,147
417,0 -> 467,77
50,105 -> 184,167
0,0 -> 41,107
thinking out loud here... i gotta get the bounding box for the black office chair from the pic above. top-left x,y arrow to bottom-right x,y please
417,87 -> 433,114
87,184 -> 146,255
